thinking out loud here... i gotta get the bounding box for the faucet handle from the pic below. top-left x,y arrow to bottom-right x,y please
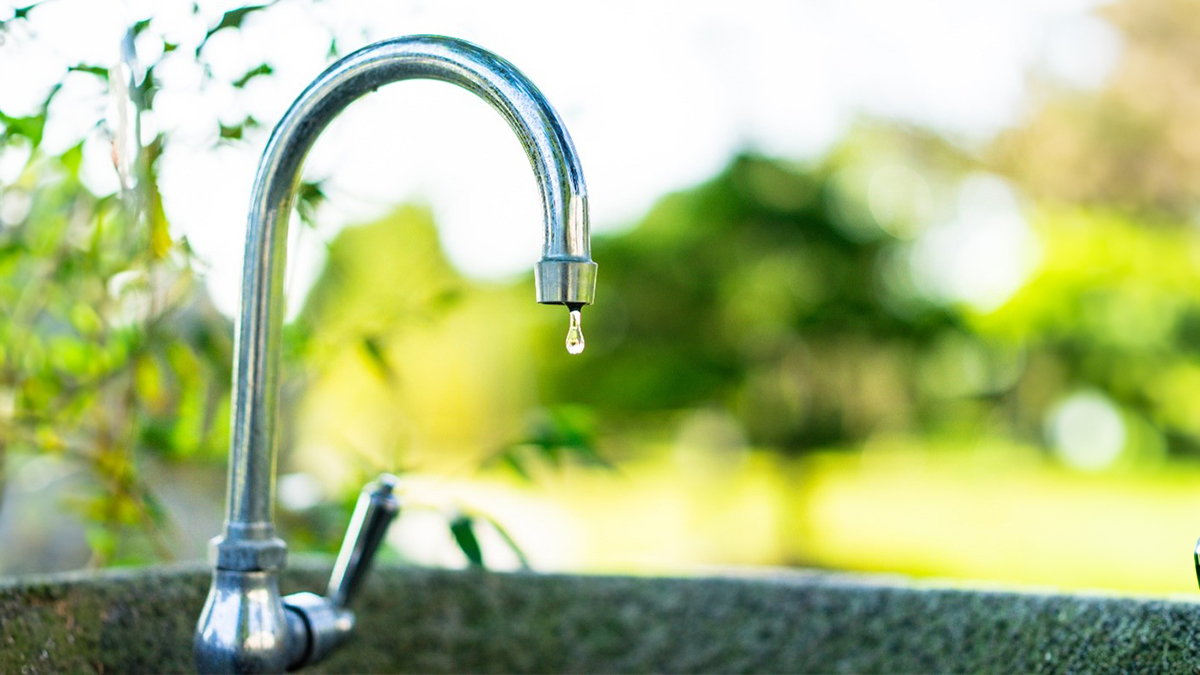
326,474 -> 402,608
281,475 -> 401,670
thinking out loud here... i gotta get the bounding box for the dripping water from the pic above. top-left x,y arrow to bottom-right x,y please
565,307 -> 585,355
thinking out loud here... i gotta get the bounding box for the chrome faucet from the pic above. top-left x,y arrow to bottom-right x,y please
194,35 -> 596,673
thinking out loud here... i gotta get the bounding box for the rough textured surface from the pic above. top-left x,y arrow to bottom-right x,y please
0,561 -> 1198,674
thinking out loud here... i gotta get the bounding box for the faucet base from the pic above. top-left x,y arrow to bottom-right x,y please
194,569 -> 303,674
194,571 -> 356,674
282,592 -> 355,668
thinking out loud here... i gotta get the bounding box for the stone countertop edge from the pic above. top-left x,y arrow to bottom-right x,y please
0,559 -> 1198,674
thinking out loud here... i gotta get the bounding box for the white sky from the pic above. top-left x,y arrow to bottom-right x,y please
0,0 -> 1120,317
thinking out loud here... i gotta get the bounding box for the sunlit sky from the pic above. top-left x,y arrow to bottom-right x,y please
1,0 -> 1118,317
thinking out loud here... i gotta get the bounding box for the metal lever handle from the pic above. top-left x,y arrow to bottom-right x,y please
326,474 -> 401,608
281,474 -> 401,670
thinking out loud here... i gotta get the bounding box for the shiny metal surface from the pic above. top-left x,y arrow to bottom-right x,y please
326,475 -> 401,608
535,259 -> 598,305
280,592 -> 354,668
197,34 -> 596,673
194,570 -> 299,674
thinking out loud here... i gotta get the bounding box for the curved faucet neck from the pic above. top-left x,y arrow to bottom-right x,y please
225,35 -> 593,533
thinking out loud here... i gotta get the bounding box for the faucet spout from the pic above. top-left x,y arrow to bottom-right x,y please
231,33 -> 594,534
195,35 -> 596,674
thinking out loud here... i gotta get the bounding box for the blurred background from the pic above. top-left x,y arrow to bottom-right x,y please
4,0 -> 1200,595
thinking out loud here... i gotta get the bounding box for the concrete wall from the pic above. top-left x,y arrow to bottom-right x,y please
1,560 -> 1197,673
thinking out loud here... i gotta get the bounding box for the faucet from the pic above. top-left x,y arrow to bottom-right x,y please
194,35 -> 597,673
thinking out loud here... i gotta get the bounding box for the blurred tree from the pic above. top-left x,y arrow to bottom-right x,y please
991,0 -> 1200,216
536,151 -> 977,453
536,146 -> 1200,467
0,1 -> 325,566
975,206 -> 1200,462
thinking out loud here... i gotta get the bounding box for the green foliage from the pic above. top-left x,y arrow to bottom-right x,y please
0,1 -> 286,567
534,148 -> 1200,467
0,129 -> 234,565
67,64 -> 109,81
975,208 -> 1200,457
489,405 -> 611,481
0,110 -> 48,148
232,63 -> 274,89
217,117 -> 259,141
197,3 -> 275,53
539,153 -> 966,451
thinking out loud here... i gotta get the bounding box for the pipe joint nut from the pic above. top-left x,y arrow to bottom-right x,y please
209,535 -> 288,572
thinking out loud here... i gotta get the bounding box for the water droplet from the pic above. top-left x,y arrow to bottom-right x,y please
565,309 -> 585,355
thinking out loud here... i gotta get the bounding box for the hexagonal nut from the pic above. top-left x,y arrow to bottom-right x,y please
209,535 -> 288,571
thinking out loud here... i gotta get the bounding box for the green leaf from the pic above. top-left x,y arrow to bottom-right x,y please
141,135 -> 172,258
48,336 -> 90,376
449,514 -> 484,567
562,441 -> 614,470
218,122 -> 244,140
487,405 -> 613,481
60,141 -> 84,175
134,65 -> 157,109
68,64 -> 109,81
473,512 -> 531,570
430,288 -> 463,312
202,3 -> 271,46
134,355 -> 163,409
497,450 -> 532,482
0,111 -> 47,148
232,63 -> 273,88
359,334 -> 396,383
218,116 -> 257,141
85,526 -> 119,559
296,180 -> 326,227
